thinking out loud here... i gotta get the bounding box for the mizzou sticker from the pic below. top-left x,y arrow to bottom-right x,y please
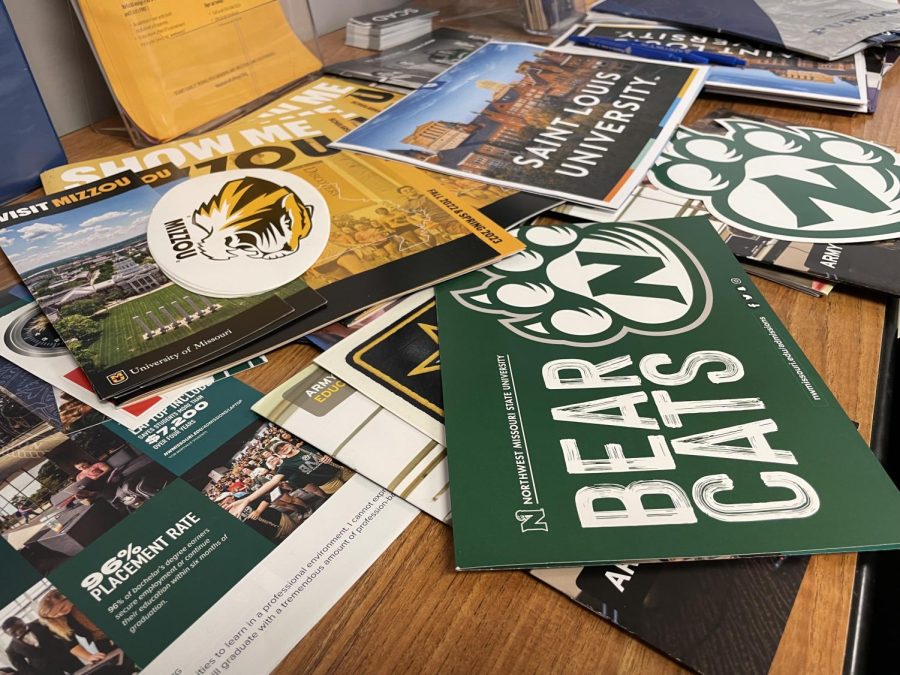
651,119 -> 900,243
147,169 -> 330,297
451,221 -> 712,347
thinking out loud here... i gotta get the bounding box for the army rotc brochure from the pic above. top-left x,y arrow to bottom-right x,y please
316,289 -> 445,445
254,359 -> 808,675
0,372 -> 417,673
436,216 -> 900,569
254,363 -> 451,523
334,42 -> 707,210
0,173 -> 324,401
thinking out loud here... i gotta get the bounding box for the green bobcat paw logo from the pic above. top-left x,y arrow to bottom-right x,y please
452,221 -> 712,347
651,118 -> 900,243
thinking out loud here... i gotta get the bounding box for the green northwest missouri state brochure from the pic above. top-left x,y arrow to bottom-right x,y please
435,215 -> 900,570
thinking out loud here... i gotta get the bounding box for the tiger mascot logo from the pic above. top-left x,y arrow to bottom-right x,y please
191,176 -> 314,261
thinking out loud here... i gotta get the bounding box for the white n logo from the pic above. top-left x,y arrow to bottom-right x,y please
515,508 -> 548,532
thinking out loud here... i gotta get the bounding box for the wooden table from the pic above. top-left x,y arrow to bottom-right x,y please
9,2 -> 895,672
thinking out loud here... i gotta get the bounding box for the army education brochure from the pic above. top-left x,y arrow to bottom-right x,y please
0,375 -> 417,673
436,216 -> 900,569
334,42 -> 707,210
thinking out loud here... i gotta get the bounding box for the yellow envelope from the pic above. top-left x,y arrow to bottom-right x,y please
77,0 -> 322,142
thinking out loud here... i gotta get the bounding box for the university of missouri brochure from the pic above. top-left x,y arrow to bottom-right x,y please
435,216 -> 900,569
0,284 -> 263,430
40,76 -> 557,233
40,77 -> 405,194
0,174 -> 321,401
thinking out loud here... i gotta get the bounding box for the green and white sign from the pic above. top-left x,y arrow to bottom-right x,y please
437,216 -> 900,570
452,222 -> 712,347
651,119 -> 900,243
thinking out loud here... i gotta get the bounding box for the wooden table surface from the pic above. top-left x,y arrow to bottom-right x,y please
10,1 -> 895,672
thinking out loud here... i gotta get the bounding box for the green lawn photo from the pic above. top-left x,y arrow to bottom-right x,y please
57,278 -> 310,371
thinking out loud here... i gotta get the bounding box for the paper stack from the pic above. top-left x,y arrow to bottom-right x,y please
346,4 -> 439,50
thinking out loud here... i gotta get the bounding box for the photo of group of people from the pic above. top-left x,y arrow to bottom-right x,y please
306,192 -> 468,288
183,422 -> 353,545
285,151 -> 476,290
0,422 -> 173,575
0,580 -> 136,674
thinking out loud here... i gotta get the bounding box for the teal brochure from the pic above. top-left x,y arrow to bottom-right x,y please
436,216 -> 900,570
0,374 -> 414,671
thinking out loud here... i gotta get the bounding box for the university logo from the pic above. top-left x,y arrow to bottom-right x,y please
147,169 -> 330,297
515,508 -> 548,533
452,221 -> 711,347
107,371 -> 128,386
651,118 -> 900,243
192,176 -> 314,261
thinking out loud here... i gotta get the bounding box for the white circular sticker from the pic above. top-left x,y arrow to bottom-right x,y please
148,169 -> 330,297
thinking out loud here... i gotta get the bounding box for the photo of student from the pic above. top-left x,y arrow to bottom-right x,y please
55,394 -> 107,435
0,428 -> 174,575
0,580 -> 136,674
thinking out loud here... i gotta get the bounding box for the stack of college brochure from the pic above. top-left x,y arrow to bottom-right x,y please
0,79 -> 537,404
2,26 -> 900,675
345,3 -> 438,50
327,28 -> 491,90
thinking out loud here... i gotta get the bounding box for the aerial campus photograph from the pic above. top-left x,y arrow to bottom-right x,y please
0,188 -> 298,374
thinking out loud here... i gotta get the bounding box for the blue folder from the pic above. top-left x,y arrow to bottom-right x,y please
0,3 -> 66,203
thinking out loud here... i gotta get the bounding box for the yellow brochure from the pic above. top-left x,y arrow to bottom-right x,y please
75,0 -> 322,142
245,76 -> 404,123
41,78 -> 401,192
